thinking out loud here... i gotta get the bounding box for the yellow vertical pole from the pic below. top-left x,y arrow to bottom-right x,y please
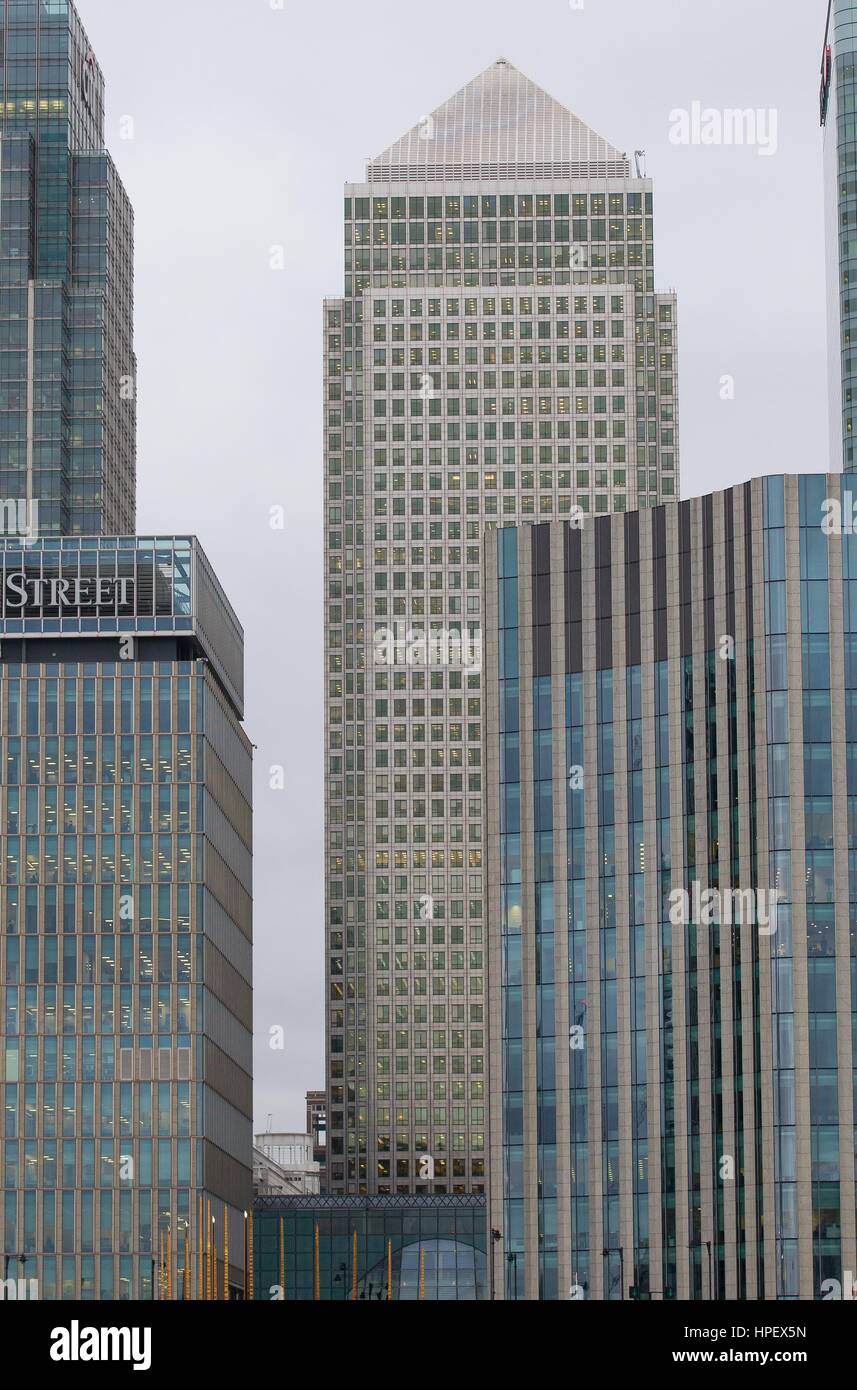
387,1239 -> 393,1301
313,1223 -> 320,1301
157,1230 -> 162,1299
184,1229 -> 190,1301
420,1246 -> 425,1301
248,1209 -> 254,1301
243,1211 -> 248,1302
167,1225 -> 172,1301
212,1216 -> 218,1301
279,1217 -> 285,1300
206,1200 -> 211,1301
223,1208 -> 229,1302
352,1229 -> 358,1300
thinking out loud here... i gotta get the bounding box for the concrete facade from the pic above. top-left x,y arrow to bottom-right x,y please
324,58 -> 681,1195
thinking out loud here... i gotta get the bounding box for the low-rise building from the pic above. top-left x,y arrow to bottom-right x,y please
253,1194 -> 487,1299
254,1134 -> 320,1196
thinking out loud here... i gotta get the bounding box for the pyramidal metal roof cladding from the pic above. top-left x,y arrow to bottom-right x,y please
367,58 -> 631,183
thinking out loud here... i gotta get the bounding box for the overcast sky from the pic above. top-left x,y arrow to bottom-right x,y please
78,0 -> 829,1135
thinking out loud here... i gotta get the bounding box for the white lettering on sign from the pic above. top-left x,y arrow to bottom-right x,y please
2,573 -> 133,613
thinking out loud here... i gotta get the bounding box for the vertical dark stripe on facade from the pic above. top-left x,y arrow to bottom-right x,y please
533,523 -> 552,677
595,514 -> 612,670
625,511 -> 641,668
653,505 -> 668,661
724,488 -> 736,641
703,492 -> 715,653
679,499 -> 693,656
565,522 -> 583,673
743,483 -> 754,643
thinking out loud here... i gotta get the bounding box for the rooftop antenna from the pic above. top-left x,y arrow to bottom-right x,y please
634,150 -> 646,178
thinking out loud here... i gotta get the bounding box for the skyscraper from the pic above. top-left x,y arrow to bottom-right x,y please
485,473 -> 857,1301
324,59 -> 680,1195
306,1088 -> 327,1185
0,536 -> 253,1299
0,0 -> 136,538
822,0 -> 857,470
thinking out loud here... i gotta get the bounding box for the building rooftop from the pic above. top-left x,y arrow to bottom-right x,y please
367,57 -> 630,183
0,535 -> 244,718
254,1193 -> 486,1210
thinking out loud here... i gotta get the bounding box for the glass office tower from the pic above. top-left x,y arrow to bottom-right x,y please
822,0 -> 857,470
486,472 -> 857,1300
0,537 -> 252,1299
0,0 -> 136,537
324,58 -> 680,1195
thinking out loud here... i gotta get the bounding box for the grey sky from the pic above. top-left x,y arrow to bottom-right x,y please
79,0 -> 829,1133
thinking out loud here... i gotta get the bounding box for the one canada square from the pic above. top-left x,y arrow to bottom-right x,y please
323,60 -> 680,1194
